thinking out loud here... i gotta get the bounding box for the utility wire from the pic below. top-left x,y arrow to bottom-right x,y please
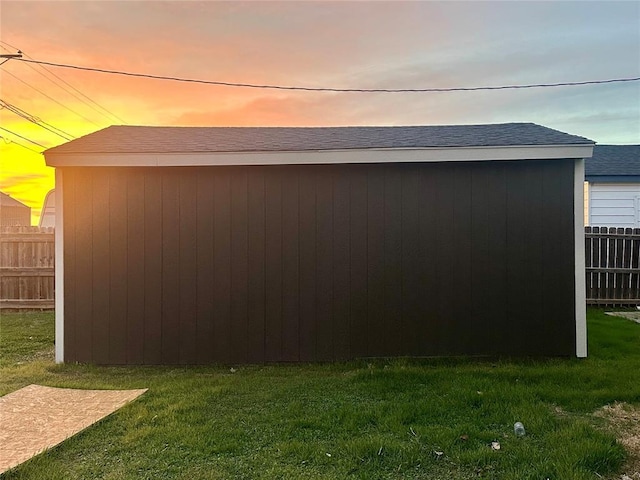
33,63 -> 127,124
12,60 -> 121,123
0,41 -> 126,124
1,99 -> 75,140
0,126 -> 47,148
0,135 -> 41,154
2,69 -> 103,127
1,99 -> 75,141
13,57 -> 640,93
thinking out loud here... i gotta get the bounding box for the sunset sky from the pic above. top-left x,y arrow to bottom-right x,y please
0,1 -> 639,224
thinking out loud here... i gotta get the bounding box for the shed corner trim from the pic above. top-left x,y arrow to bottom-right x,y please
54,169 -> 64,363
574,158 -> 587,358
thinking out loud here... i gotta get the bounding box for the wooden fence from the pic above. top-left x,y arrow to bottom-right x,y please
0,226 -> 55,310
585,226 -> 640,305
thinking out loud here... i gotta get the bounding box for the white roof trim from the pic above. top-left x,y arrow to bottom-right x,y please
45,144 -> 594,167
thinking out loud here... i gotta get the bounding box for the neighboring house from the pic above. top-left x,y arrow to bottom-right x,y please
39,189 -> 55,228
0,191 -> 30,226
585,145 -> 640,227
44,123 -> 593,365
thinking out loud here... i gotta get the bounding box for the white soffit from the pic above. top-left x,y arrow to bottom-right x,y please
45,144 -> 594,167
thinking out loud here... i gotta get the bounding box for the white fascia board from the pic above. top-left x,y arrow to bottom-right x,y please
574,158 -> 587,358
54,169 -> 64,363
45,144 -> 594,167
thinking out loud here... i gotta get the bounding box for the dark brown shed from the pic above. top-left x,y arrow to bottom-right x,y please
45,123 -> 594,365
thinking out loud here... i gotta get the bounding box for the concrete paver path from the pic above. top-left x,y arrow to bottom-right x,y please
0,384 -> 147,474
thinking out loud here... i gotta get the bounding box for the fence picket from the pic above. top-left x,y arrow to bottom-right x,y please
0,226 -> 55,310
585,226 -> 640,305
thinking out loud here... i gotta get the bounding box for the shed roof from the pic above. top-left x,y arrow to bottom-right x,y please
585,145 -> 640,177
46,123 -> 593,155
0,191 -> 29,208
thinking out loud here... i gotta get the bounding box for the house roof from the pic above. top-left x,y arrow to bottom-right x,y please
585,145 -> 640,177
0,192 -> 29,209
45,123 -> 593,155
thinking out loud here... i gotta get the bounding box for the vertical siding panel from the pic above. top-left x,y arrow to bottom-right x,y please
213,171 -> 232,362
506,161 -> 544,355
92,169 -> 110,364
349,168 -> 368,358
281,167 -> 300,361
418,166 -> 439,354
315,169 -> 334,361
449,164 -> 473,354
470,162 -> 508,355
108,170 -> 128,364
383,165 -> 403,356
298,169 -> 317,361
400,165 -> 422,355
143,171 -> 163,364
431,165 -> 453,355
247,170 -> 266,363
196,172 -> 215,364
179,171 -> 198,364
231,168 -> 249,363
541,159 -> 575,354
63,169 -> 77,362
333,167 -> 351,360
161,171 -> 180,364
367,167 -> 385,357
126,169 -> 145,364
264,169 -> 283,361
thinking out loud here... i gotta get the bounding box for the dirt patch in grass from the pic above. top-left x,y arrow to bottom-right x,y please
595,402 -> 640,479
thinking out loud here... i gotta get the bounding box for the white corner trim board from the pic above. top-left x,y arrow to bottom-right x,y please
45,144 -> 594,167
574,158 -> 587,358
55,169 -> 64,363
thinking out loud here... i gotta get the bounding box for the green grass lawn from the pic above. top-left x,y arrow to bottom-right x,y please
0,309 -> 639,480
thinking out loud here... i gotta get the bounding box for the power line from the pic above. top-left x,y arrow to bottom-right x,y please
1,99 -> 75,141
13,57 -> 640,93
0,135 -> 41,154
0,41 -> 126,124
31,63 -> 127,124
2,69 -> 103,127
1,98 -> 75,140
0,126 -> 47,148
14,60 -> 122,123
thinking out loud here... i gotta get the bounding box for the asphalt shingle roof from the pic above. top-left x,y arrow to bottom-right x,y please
45,123 -> 593,155
585,145 -> 640,176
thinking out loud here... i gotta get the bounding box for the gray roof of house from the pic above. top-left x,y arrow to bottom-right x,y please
585,145 -> 640,177
45,123 -> 593,155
